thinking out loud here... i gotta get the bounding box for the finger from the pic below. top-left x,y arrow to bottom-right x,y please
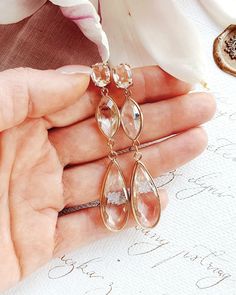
54,190 -> 168,257
63,127 -> 207,207
50,92 -> 215,166
45,65 -> 191,128
0,66 -> 90,131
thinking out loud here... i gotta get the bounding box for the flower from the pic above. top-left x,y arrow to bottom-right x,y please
0,0 -> 207,85
199,0 -> 236,28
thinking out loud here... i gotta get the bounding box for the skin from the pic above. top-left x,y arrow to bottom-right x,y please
0,66 -> 216,292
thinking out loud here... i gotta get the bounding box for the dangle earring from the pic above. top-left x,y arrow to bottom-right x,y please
91,63 -> 130,232
113,64 -> 161,229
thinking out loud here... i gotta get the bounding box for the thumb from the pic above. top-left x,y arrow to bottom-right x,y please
0,66 -> 91,131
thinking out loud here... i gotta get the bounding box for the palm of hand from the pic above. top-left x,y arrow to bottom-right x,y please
1,117 -> 64,289
0,66 -> 215,292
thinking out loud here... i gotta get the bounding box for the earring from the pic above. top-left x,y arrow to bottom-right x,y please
91,63 -> 130,232
113,64 -> 161,229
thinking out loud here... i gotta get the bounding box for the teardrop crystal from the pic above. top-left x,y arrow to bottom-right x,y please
101,160 -> 129,231
121,98 -> 143,140
96,95 -> 120,139
131,162 -> 161,228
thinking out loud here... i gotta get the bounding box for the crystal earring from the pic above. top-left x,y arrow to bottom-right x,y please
113,64 -> 161,229
91,63 -> 130,232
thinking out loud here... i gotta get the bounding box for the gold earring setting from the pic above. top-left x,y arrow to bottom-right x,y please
91,63 -> 161,231
113,64 -> 161,229
91,63 -> 130,232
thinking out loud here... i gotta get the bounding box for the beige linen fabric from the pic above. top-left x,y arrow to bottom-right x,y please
0,2 -> 100,71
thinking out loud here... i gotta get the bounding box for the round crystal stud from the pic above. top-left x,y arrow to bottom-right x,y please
91,63 -> 111,87
113,64 -> 133,88
131,162 -> 161,228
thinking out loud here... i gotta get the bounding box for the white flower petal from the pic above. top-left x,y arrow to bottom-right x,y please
101,0 -> 155,67
199,0 -> 236,28
101,0 -> 206,84
50,0 -> 90,7
0,0 -> 46,24
61,2 -> 109,61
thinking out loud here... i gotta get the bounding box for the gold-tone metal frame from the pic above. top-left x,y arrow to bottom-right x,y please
121,97 -> 144,141
95,94 -> 121,139
130,160 -> 161,229
100,159 -> 130,232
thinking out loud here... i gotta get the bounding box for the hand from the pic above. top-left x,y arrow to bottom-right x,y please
0,66 -> 215,292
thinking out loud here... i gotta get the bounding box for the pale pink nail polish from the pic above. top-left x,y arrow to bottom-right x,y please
57,65 -> 92,75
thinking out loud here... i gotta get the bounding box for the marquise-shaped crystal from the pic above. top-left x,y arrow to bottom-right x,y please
121,98 -> 143,140
131,162 -> 161,228
96,95 -> 120,139
100,160 -> 129,231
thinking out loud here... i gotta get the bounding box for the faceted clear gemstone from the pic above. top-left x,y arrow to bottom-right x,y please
91,63 -> 110,87
96,95 -> 120,138
121,98 -> 142,140
131,162 -> 161,228
101,160 -> 129,231
113,64 -> 133,88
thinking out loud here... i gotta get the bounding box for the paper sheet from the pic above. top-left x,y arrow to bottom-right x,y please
3,0 -> 236,294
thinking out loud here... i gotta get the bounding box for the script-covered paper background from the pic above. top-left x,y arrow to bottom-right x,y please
3,0 -> 236,294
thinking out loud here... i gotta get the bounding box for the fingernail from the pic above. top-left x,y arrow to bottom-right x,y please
57,65 -> 92,75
